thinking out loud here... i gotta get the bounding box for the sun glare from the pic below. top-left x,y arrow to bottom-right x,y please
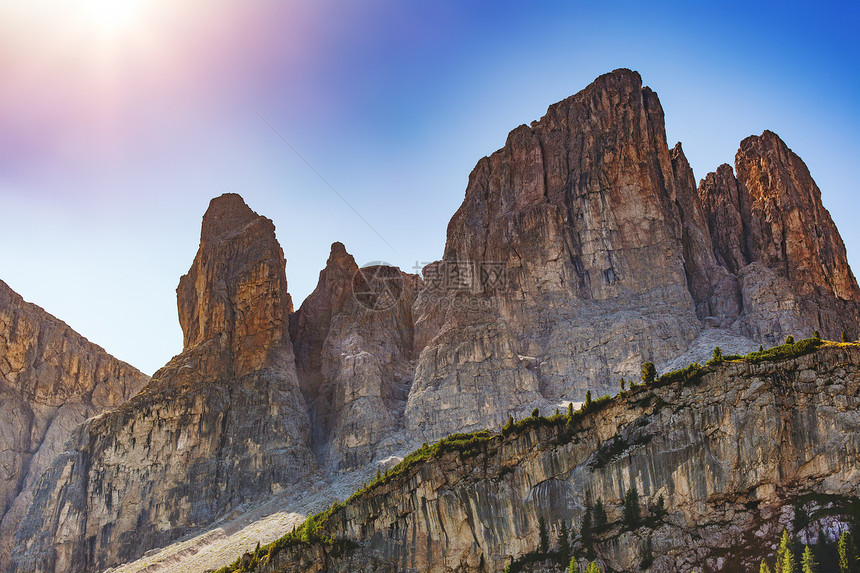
81,0 -> 148,33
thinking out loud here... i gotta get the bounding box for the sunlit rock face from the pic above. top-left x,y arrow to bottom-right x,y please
258,345 -> 860,573
699,130 -> 860,344
405,69 -> 860,443
6,194 -> 315,573
0,281 -> 149,567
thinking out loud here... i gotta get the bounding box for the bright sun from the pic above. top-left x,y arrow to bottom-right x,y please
81,0 -> 148,33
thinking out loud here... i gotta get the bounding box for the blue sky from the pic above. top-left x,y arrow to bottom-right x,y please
1,0 -> 858,374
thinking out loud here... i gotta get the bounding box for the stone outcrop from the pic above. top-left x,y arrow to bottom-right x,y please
290,243 -> 420,469
0,280 -> 148,566
698,130 -> 860,343
251,343 -> 860,573
5,194 -> 316,573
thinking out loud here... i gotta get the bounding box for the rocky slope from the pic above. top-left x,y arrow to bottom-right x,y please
244,342 -> 860,573
4,194 -> 316,573
0,280 -> 149,566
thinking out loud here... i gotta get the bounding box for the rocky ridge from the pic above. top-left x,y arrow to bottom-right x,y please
238,342 -> 860,573
5,195 -> 317,573
0,280 -> 149,566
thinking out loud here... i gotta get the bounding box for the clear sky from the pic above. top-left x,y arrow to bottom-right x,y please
1,0 -> 858,375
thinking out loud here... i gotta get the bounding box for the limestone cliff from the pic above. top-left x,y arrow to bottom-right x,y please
290,243 -> 420,469
0,280 -> 149,566
698,130 -> 860,343
5,194 -> 316,573
243,343 -> 860,573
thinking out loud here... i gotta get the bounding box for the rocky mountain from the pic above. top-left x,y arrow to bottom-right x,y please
242,341 -> 860,573
5,194 -> 316,572
0,280 -> 149,566
289,243 -> 420,469
405,68 -> 860,442
3,69 -> 860,573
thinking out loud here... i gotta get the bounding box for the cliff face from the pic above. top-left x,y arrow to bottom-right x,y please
5,194 -> 316,573
290,243 -> 420,469
404,69 -> 860,442
406,69 -> 704,441
255,344 -> 860,573
698,131 -> 860,343
0,280 -> 149,566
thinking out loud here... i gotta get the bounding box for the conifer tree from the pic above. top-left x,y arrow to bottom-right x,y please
581,505 -> 594,558
538,515 -> 549,554
620,378 -> 626,391
623,487 -> 641,530
776,529 -> 795,573
559,521 -> 571,563
761,559 -> 773,573
785,335 -> 795,345
568,402 -> 574,418
585,390 -> 593,409
584,562 -> 603,573
842,330 -> 850,343
814,330 -> 821,341
641,362 -> 656,385
839,531 -> 857,573
802,545 -> 817,573
568,557 -> 581,573
593,499 -> 607,532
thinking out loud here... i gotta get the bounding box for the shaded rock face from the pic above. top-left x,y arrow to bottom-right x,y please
259,345 -> 860,573
290,243 -> 420,469
698,131 -> 860,342
0,281 -> 149,565
6,194 -> 315,573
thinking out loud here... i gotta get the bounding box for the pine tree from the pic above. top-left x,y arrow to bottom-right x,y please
759,345 -> 765,352
640,535 -> 654,569
776,529 -> 795,573
593,499 -> 607,532
802,545 -> 817,573
838,531 -> 856,573
532,407 -> 540,418
761,559 -> 773,573
585,390 -> 593,409
505,413 -> 513,431
711,346 -> 723,363
584,562 -> 604,573
623,487 -> 641,530
568,557 -> 581,573
559,521 -> 571,563
581,505 -> 594,559
786,335 -> 795,345
620,378 -> 626,391
568,402 -> 574,418
842,330 -> 850,343
538,515 -> 549,554
814,330 -> 821,341
641,362 -> 656,385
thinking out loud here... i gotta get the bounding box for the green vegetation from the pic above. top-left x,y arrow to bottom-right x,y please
839,530 -> 858,572
843,330 -> 850,343
641,361 -> 657,385
640,535 -> 654,569
581,504 -> 594,559
559,521 -> 571,564
786,335 -> 795,345
802,545 -> 817,573
538,516 -> 549,554
568,557 -> 581,573
593,499 -> 607,533
623,487 -> 641,530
